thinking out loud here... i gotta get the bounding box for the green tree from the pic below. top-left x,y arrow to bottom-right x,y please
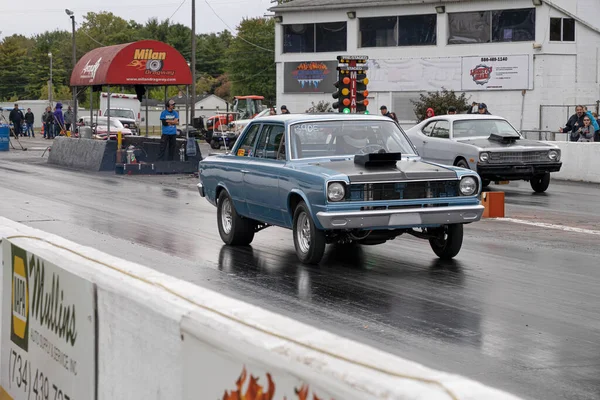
410,88 -> 471,121
305,101 -> 333,113
196,31 -> 232,77
225,18 -> 275,103
0,35 -> 35,100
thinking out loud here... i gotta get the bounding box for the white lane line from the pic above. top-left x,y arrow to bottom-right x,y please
490,218 -> 600,236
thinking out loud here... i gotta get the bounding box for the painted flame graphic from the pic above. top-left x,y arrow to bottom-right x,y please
127,59 -> 147,71
222,367 -> 330,400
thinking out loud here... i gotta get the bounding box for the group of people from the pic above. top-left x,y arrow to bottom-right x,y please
559,105 -> 600,142
422,102 -> 492,120
7,103 -> 74,139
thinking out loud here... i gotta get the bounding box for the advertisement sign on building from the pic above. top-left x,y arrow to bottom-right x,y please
461,55 -> 531,91
1,240 -> 96,400
283,61 -> 338,93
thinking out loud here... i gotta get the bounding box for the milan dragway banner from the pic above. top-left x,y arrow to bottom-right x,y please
1,240 -> 96,400
283,61 -> 338,93
364,54 -> 531,92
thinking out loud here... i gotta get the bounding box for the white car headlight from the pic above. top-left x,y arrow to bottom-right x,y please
479,152 -> 489,162
459,176 -> 477,196
327,182 -> 346,202
548,150 -> 560,161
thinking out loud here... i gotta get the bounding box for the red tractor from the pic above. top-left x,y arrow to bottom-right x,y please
205,95 -> 265,146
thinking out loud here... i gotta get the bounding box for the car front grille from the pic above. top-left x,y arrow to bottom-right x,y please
346,180 -> 460,201
489,151 -> 549,163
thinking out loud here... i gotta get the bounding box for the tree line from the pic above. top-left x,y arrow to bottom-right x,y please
0,12 -> 276,107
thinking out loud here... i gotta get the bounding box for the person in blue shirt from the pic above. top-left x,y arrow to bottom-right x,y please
158,99 -> 179,161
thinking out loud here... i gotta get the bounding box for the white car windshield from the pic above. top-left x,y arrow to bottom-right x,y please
289,120 -> 416,159
106,109 -> 135,119
453,119 -> 520,139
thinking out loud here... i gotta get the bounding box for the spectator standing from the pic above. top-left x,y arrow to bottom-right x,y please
478,103 -> 491,114
447,106 -> 457,115
9,104 -> 24,137
280,105 -> 290,114
380,105 -> 398,122
158,99 -> 179,161
577,116 -> 595,142
44,106 -> 54,139
24,108 -> 35,137
425,107 -> 435,119
466,102 -> 479,114
559,105 -> 585,142
53,103 -> 65,137
64,106 -> 74,132
592,112 -> 600,142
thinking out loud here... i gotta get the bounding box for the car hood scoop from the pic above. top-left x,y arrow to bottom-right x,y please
312,157 -> 457,183
489,132 -> 520,144
354,152 -> 402,167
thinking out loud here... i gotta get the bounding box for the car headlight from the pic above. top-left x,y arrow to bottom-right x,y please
479,152 -> 489,162
459,176 -> 477,196
548,150 -> 560,161
327,182 -> 346,202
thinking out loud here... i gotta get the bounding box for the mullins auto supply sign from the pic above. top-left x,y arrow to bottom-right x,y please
1,241 -> 96,400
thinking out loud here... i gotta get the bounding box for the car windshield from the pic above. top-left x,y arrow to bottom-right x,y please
289,120 -> 416,159
106,109 -> 135,119
453,119 -> 520,139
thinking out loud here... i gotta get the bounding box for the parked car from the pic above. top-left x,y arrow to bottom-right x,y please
197,114 -> 484,264
81,116 -> 134,140
405,114 -> 562,193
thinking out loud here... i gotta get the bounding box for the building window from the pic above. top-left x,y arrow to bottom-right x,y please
550,17 -> 575,41
398,15 -> 437,46
448,8 -> 535,44
316,22 -> 347,52
283,22 -> 346,53
360,15 -> 437,47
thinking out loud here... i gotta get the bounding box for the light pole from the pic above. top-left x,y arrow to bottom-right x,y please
191,0 -> 196,126
48,52 -> 53,106
66,9 -> 77,132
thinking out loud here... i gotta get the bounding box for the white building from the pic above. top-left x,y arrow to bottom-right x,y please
270,0 -> 600,131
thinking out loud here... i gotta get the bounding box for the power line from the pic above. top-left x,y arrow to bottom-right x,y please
75,22 -> 106,47
227,63 -> 275,83
204,0 -> 274,53
168,0 -> 187,22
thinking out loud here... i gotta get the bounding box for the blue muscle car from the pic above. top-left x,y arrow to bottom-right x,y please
198,114 -> 484,264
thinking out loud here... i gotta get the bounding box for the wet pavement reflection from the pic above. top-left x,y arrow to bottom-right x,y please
0,161 -> 599,400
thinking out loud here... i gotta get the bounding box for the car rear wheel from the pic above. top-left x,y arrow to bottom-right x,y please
210,139 -> 221,149
530,172 -> 550,193
429,224 -> 463,260
293,201 -> 326,264
217,191 -> 255,245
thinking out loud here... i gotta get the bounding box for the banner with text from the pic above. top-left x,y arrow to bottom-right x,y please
363,55 -> 531,92
461,55 -> 531,91
283,61 -> 338,93
1,240 -> 96,400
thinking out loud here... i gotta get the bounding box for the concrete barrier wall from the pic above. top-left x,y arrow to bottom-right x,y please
48,137 -> 117,171
549,142 -> 600,184
0,218 -> 523,400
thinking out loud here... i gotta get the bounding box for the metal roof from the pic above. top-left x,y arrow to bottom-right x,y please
270,0 -> 475,12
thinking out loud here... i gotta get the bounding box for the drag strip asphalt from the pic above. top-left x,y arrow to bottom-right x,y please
0,157 -> 598,400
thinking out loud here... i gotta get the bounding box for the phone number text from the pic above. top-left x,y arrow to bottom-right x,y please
8,349 -> 73,400
480,57 -> 508,62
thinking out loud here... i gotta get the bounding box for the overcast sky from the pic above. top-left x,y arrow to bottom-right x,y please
0,0 -> 274,40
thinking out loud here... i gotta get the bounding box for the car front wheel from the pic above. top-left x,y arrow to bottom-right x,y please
530,172 -> 550,193
429,224 -> 463,260
217,191 -> 255,245
293,201 -> 326,264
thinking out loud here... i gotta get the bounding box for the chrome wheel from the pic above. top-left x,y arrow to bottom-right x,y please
221,198 -> 233,234
296,211 -> 311,254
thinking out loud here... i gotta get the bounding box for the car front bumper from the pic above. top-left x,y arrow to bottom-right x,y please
197,182 -> 205,197
316,204 -> 484,230
477,162 -> 562,180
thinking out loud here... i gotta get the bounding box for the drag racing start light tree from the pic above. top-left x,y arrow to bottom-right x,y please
332,55 -> 369,114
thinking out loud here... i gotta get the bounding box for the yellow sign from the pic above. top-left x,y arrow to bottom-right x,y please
11,247 -> 29,352
237,149 -> 245,157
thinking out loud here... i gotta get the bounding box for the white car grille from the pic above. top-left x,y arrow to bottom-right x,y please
489,151 -> 549,163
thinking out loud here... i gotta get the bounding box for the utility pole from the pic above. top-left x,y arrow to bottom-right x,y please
48,52 -> 53,106
66,9 -> 77,133
191,0 -> 196,126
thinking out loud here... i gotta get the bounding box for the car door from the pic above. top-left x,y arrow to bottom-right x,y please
243,123 -> 286,225
424,120 -> 454,165
414,120 -> 437,158
221,123 -> 261,216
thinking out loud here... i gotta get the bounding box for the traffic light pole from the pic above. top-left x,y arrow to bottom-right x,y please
332,55 -> 369,114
